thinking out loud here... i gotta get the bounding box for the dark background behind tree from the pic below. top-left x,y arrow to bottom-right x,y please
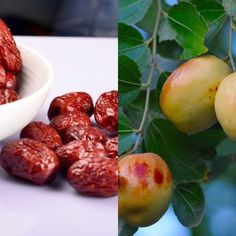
0,0 -> 117,37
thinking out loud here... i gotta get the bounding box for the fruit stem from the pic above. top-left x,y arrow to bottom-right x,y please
145,0 -> 163,46
228,16 -> 236,71
121,0 -> 162,158
137,67 -> 153,134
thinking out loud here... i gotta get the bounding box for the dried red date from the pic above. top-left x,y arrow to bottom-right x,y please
85,140 -> 107,153
0,88 -> 19,104
64,125 -> 107,144
94,90 -> 118,132
5,72 -> 17,90
0,69 -> 17,90
67,156 -> 118,197
0,139 -> 60,185
55,140 -> 107,170
82,149 -> 108,159
50,111 -> 91,138
0,65 -> 6,88
47,92 -> 94,120
20,121 -> 62,150
55,140 -> 86,170
105,136 -> 118,159
0,19 -> 22,74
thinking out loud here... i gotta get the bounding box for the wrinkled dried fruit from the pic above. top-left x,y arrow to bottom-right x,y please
48,92 -> 94,120
64,125 -> 107,144
0,88 -> 18,104
0,64 -> 6,88
94,90 -> 118,132
0,19 -> 22,74
50,111 -> 91,138
0,138 -> 60,185
67,156 -> 118,197
82,149 -> 108,159
0,69 -> 17,90
55,139 -> 107,170
20,121 -> 62,150
5,72 -> 17,90
105,136 -> 118,158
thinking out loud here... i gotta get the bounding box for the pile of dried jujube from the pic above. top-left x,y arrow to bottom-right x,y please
0,19 -> 22,104
0,90 -> 118,197
0,19 -> 118,197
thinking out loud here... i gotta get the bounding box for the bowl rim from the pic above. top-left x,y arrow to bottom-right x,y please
0,43 -> 53,108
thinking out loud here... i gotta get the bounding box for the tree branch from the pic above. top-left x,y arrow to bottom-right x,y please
121,0 -> 162,157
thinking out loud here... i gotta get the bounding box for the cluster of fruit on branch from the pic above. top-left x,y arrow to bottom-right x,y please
118,0 -> 236,234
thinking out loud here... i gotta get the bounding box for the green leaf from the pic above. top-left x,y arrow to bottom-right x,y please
157,55 -> 181,72
119,55 -> 141,105
118,23 -> 145,52
119,111 -> 134,134
173,183 -> 205,227
123,91 -> 145,129
207,19 -> 229,58
166,2 -> 208,59
191,128 -> 226,148
158,19 -> 176,42
123,46 -> 152,73
144,119 -> 207,184
136,0 -> 157,33
119,0 -> 152,24
209,155 -> 232,179
192,0 -> 227,43
119,89 -> 140,107
136,139 -> 147,154
155,72 -> 169,105
119,55 -> 141,94
192,0 -> 226,26
199,148 -> 217,161
119,219 -> 138,236
136,0 -> 172,33
124,90 -> 164,129
119,133 -> 136,155
157,40 -> 183,59
216,137 -> 236,156
222,0 -> 236,17
207,17 -> 236,63
118,24 -> 152,72
118,112 -> 135,155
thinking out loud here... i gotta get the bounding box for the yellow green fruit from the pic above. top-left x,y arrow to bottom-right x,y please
215,72 -> 236,141
118,153 -> 173,227
160,55 -> 232,134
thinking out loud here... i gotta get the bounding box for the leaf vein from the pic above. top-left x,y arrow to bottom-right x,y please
120,61 -> 140,81
119,79 -> 141,86
167,16 -> 203,40
151,122 -> 203,178
176,189 -> 197,219
119,44 -> 145,53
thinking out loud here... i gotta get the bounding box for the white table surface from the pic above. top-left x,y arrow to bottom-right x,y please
0,36 -> 118,236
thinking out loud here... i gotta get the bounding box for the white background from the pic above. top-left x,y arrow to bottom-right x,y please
0,36 -> 118,236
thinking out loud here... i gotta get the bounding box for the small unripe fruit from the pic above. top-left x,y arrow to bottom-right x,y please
215,72 -> 236,141
160,55 -> 232,134
118,153 -> 173,227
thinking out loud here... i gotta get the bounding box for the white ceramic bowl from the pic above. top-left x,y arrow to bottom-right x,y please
0,44 -> 53,141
